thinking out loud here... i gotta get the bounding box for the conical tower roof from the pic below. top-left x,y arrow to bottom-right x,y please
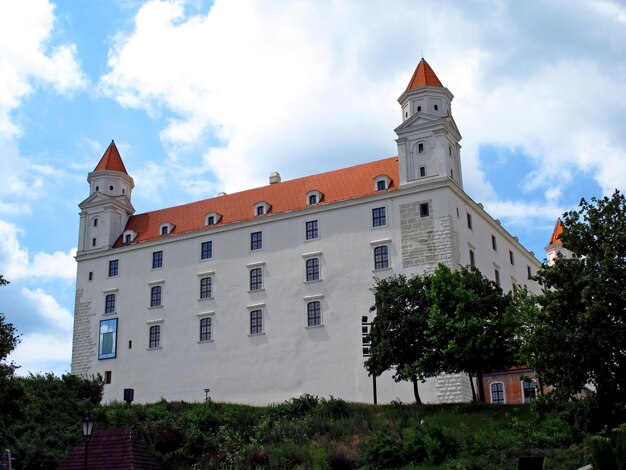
94,140 -> 128,174
548,219 -> 565,245
406,58 -> 444,90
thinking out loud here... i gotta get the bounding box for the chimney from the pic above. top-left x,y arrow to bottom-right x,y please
217,192 -> 227,197
269,172 -> 281,184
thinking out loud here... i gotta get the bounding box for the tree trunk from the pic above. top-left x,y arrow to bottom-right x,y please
468,373 -> 477,403
477,371 -> 486,403
412,378 -> 422,404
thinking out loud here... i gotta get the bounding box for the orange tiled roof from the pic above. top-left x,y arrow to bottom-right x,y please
94,140 -> 128,174
116,157 -> 399,247
406,58 -> 444,90
548,218 -> 565,245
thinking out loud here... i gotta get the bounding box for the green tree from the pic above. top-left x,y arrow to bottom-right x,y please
0,275 -> 24,446
528,190 -> 626,410
366,265 -> 522,403
365,274 -> 436,403
425,265 -> 519,402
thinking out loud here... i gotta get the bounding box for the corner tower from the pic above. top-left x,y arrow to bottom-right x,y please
395,59 -> 463,188
77,141 -> 135,253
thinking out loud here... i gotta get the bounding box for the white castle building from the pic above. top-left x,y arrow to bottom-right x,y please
71,60 -> 541,405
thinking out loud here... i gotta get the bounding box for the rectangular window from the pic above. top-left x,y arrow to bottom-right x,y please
256,206 -> 265,216
308,194 -> 317,205
161,226 -> 168,235
251,231 -> 263,250
469,249 -> 475,267
418,143 -> 424,153
509,250 -> 514,265
372,207 -> 386,227
207,216 -> 215,226
527,265 -> 532,279
306,258 -> 320,281
200,277 -> 212,299
125,234 -> 131,243
305,220 -> 319,240
491,382 -> 505,404
108,259 -> 119,277
92,238 -> 96,247
201,241 -> 213,260
420,203 -> 429,217
152,251 -> 163,269
98,319 -> 118,359
494,269 -> 500,286
467,213 -> 472,230
250,309 -> 263,335
419,166 -> 426,177
199,317 -> 212,341
376,180 -> 386,191
149,325 -> 160,348
491,235 -> 497,251
250,268 -> 263,291
150,285 -> 162,307
105,371 -> 112,384
105,293 -> 116,314
89,272 -> 93,281
374,246 -> 389,270
307,301 -> 321,327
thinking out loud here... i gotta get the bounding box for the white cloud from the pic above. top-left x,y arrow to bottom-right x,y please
21,287 -> 73,331
0,0 -> 87,140
0,219 -> 76,281
99,0 -> 626,222
11,332 -> 72,376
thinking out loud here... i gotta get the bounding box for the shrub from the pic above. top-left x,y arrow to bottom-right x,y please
591,435 -> 618,470
361,431 -> 407,468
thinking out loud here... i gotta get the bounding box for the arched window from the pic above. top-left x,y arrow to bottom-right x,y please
307,301 -> 321,327
104,294 -> 115,314
490,382 -> 505,404
149,325 -> 160,348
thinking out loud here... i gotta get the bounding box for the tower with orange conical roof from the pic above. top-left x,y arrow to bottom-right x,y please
545,218 -> 572,265
395,59 -> 463,188
77,140 -> 135,252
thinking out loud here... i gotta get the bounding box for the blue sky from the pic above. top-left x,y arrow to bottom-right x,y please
0,0 -> 624,375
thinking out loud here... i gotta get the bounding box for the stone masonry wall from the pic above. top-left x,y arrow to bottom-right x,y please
71,288 -> 96,375
436,373 -> 474,403
401,201 -> 461,271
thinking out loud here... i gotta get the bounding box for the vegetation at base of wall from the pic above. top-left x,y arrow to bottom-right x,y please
3,384 -> 601,469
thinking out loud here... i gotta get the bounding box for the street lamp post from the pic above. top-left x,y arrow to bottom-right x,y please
82,412 -> 94,470
361,316 -> 377,405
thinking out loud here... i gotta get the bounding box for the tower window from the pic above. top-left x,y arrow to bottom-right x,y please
109,185 -> 113,191
88,272 -> 93,281
417,106 -> 421,112
98,319 -> 117,360
92,238 -> 97,247
150,286 -> 162,307
250,268 -> 263,291
469,249 -> 475,267
509,250 -> 515,265
152,251 -> 163,269
467,213 -> 473,230
199,317 -> 212,342
372,207 -> 387,227
200,277 -> 212,299
108,259 -> 119,277
250,231 -> 263,251
95,186 -> 99,191
418,143 -> 424,154
494,269 -> 500,286
420,203 -> 429,217
492,235 -> 497,251
420,166 -> 426,177
307,301 -> 322,327
306,258 -> 320,282
149,325 -> 160,349
434,104 -> 439,111
93,218 -> 98,227
449,145 -> 452,156
306,220 -> 319,240
405,111 -> 408,118
374,246 -> 389,270
105,294 -> 116,314
250,310 -> 263,335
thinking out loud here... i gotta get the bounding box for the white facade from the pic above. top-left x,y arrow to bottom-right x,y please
71,60 -> 541,405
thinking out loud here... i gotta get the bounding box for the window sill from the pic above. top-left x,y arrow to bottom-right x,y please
305,324 -> 324,329
197,297 -> 214,301
147,346 -> 162,351
304,279 -> 322,284
149,305 -> 163,310
151,267 -> 163,271
103,311 -> 117,317
248,332 -> 265,337
199,257 -> 213,262
248,289 -> 265,293
372,267 -> 392,273
304,237 -> 319,242
197,339 -> 214,344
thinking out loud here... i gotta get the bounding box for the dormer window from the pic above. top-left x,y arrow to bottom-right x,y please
374,175 -> 392,192
205,212 -> 222,226
122,230 -> 138,244
159,223 -> 174,236
254,201 -> 271,217
306,190 -> 323,206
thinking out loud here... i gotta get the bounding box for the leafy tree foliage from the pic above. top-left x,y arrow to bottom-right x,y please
366,265 -> 523,403
0,275 -> 24,446
365,275 -> 434,403
529,190 -> 626,410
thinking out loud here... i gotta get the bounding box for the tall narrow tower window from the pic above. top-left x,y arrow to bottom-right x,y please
93,218 -> 98,227
418,143 -> 424,154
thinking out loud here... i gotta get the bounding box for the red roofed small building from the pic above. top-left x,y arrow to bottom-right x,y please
57,428 -> 161,470
71,60 -> 541,405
